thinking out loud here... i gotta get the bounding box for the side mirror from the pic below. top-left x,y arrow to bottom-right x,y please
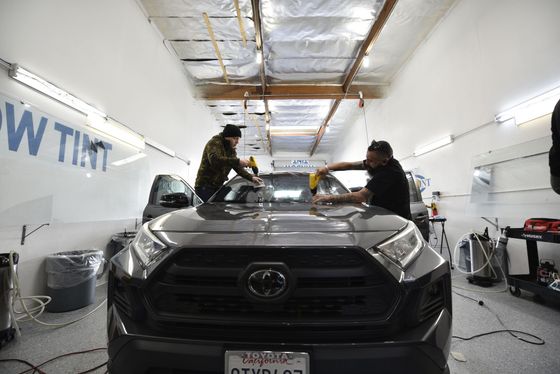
159,192 -> 191,208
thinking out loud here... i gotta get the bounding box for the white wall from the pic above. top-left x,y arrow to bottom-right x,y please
0,0 -> 217,295
334,0 -> 560,266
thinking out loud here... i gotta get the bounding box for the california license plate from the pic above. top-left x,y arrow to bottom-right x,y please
225,350 -> 309,374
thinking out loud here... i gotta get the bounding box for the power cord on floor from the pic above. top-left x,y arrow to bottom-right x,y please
452,290 -> 545,346
0,359 -> 46,374
0,347 -> 107,374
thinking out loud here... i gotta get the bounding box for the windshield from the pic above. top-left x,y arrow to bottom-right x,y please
211,173 -> 349,203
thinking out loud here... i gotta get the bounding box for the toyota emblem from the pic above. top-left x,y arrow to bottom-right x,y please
247,269 -> 287,298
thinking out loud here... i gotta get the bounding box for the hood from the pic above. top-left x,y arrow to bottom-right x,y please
149,202 -> 408,233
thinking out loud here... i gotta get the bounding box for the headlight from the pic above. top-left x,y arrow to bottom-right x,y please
131,223 -> 167,268
369,222 -> 424,269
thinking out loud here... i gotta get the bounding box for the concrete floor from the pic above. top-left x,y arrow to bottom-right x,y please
1,271 -> 559,373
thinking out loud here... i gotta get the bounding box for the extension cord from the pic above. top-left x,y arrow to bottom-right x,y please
8,250 -> 107,335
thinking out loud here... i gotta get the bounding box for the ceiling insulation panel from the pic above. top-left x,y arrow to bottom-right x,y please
150,17 -> 255,41
171,40 -> 257,60
137,0 -> 458,155
355,0 -> 457,84
182,60 -> 260,82
140,0 -> 253,18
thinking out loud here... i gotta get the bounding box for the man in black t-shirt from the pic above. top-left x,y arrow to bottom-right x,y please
313,140 -> 411,220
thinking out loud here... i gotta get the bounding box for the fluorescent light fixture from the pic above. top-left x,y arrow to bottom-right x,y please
362,56 -> 370,68
87,115 -> 145,150
111,152 -> 147,166
271,126 -> 318,131
414,135 -> 454,157
9,64 -> 107,118
146,138 -> 176,157
270,126 -> 318,136
495,85 -> 560,125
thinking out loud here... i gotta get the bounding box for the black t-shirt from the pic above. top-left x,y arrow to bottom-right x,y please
364,158 -> 412,220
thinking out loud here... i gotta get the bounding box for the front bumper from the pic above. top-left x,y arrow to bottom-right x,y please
107,306 -> 451,374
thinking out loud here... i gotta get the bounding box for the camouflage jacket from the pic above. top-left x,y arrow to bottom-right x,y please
195,134 -> 253,188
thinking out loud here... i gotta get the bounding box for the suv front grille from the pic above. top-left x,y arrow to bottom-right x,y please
144,247 -> 399,324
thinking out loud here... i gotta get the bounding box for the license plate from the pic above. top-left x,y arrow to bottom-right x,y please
225,350 -> 309,374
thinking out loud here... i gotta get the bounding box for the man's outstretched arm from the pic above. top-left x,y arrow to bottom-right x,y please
312,187 -> 372,204
316,161 -> 364,177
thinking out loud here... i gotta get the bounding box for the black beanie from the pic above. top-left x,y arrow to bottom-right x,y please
222,124 -> 242,138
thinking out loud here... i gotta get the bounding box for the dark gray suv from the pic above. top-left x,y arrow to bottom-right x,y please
108,172 -> 451,374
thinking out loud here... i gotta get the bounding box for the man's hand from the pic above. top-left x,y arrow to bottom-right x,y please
239,159 -> 250,167
312,194 -> 331,204
315,166 -> 329,177
252,176 -> 264,185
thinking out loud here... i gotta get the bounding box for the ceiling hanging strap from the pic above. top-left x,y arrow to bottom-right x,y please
359,91 -> 370,146
202,12 -> 229,83
358,91 -> 365,108
243,91 -> 249,110
233,0 -> 248,47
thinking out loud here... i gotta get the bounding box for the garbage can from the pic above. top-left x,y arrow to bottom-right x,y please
45,249 -> 103,312
107,231 -> 137,259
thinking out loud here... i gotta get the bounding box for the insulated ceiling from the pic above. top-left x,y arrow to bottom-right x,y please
138,0 -> 457,156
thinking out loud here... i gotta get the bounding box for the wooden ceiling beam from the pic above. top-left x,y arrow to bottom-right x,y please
250,0 -> 272,155
342,0 -> 398,92
198,84 -> 385,101
310,99 -> 341,155
311,0 -> 398,155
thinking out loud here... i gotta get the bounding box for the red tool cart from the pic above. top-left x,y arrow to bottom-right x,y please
505,219 -> 560,303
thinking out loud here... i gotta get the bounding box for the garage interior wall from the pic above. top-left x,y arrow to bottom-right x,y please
334,0 -> 560,269
0,0 -> 218,295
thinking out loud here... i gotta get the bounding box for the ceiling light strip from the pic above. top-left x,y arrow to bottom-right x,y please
202,12 -> 229,84
413,135 -> 454,157
495,85 -> 560,125
270,132 -> 317,137
9,64 -> 107,118
111,152 -> 147,167
87,115 -> 145,150
233,0 -> 247,48
9,63 -> 145,150
146,138 -> 176,157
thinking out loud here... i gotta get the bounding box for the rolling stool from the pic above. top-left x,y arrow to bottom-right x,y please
429,216 -> 454,268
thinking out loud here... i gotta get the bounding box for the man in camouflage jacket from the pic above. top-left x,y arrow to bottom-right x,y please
195,124 -> 263,201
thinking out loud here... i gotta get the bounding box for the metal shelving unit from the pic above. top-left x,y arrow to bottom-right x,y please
504,227 -> 560,303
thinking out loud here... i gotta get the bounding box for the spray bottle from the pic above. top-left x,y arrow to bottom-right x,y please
248,156 -> 259,175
